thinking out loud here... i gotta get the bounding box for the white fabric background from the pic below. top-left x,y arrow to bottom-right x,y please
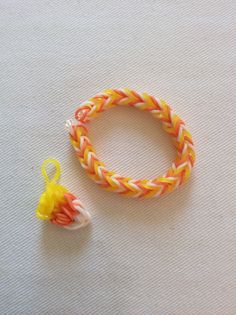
0,1 -> 235,314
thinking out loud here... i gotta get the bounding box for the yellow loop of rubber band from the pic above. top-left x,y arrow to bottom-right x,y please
36,159 -> 67,221
41,158 -> 61,185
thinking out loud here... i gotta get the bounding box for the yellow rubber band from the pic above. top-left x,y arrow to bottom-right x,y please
41,158 -> 61,185
36,159 -> 67,221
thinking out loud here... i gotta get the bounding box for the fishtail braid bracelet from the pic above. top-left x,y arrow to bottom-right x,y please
36,89 -> 196,229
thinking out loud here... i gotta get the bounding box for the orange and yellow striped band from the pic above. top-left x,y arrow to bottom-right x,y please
67,89 -> 196,198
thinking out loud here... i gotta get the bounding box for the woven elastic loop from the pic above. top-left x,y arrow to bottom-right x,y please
68,88 -> 196,198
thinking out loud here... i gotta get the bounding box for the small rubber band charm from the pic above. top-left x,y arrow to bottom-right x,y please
36,159 -> 91,230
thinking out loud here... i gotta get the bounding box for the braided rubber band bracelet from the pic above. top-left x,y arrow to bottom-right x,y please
36,89 -> 195,229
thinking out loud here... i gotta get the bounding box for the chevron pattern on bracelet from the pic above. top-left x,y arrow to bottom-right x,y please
67,88 -> 196,198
